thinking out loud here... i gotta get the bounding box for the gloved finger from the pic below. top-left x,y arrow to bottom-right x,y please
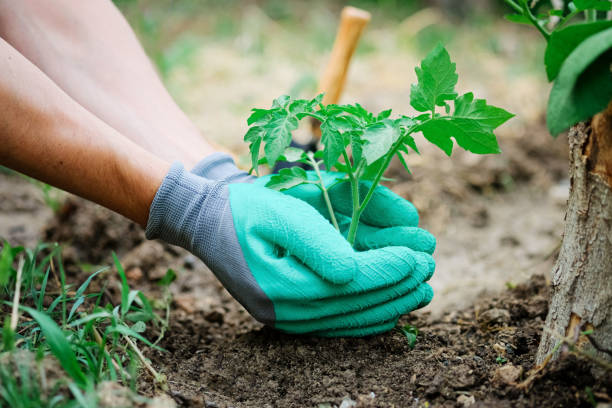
328,181 -> 419,228
272,249 -> 432,322
312,317 -> 399,337
274,283 -> 433,334
354,224 -> 436,255
252,192 -> 357,285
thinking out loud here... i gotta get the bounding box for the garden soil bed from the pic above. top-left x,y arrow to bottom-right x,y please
2,123 -> 609,407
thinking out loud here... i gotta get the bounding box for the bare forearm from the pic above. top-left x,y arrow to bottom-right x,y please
0,0 -> 218,168
0,38 -> 169,226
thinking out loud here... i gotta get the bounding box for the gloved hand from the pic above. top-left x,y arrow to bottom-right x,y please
147,160 -> 434,336
192,153 -> 436,254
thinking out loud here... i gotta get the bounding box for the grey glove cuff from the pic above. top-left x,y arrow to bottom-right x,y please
145,162 -> 275,324
145,161 -> 227,254
191,152 -> 255,183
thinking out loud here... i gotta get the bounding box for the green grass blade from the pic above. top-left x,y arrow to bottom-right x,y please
112,252 -> 130,318
21,306 -> 88,387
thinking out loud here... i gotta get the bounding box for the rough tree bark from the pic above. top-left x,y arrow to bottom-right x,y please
536,101 -> 612,365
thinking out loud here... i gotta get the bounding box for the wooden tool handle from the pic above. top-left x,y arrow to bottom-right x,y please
318,6 -> 371,105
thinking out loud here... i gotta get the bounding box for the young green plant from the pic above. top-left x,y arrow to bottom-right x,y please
244,45 -> 513,246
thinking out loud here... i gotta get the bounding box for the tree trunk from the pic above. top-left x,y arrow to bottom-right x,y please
536,101 -> 612,365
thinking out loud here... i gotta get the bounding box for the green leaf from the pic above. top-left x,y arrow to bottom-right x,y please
410,44 -> 458,113
418,117 -> 501,156
265,167 -> 310,191
376,109 -> 393,121
21,306 -> 88,387
361,120 -> 401,164
105,324 -> 165,352
157,269 -> 176,286
454,92 -> 514,129
320,119 -> 346,169
396,151 -> 411,174
0,242 -> 23,287
403,134 -> 420,154
131,321 -> 146,333
400,324 -> 419,349
2,317 -> 14,351
504,14 -> 532,24
263,111 -> 298,166
112,253 -> 130,318
360,157 -> 386,181
573,0 -> 612,11
249,138 -> 262,176
547,28 -> 612,135
272,95 -> 291,109
247,109 -> 271,126
280,147 -> 306,162
545,20 -> 612,81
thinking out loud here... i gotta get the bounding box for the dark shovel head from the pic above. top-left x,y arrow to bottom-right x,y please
272,139 -> 319,172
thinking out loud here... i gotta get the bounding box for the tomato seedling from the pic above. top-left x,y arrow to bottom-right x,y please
244,45 -> 513,246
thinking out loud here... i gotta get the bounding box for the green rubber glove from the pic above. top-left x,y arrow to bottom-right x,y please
148,160 -> 434,337
255,171 -> 436,255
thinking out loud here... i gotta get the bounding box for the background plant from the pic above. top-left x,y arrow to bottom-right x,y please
244,44 -> 513,245
502,0 -> 612,367
0,242 -> 173,407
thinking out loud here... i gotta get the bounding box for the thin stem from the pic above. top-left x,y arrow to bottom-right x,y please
10,257 -> 24,330
123,334 -> 166,388
342,149 -> 361,246
300,111 -> 326,122
504,0 -> 523,14
558,9 -> 581,28
504,0 -> 551,40
346,175 -> 360,246
308,154 -> 340,231
585,9 -> 597,21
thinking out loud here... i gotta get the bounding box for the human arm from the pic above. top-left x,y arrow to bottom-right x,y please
0,37 -> 169,225
0,0 -> 217,168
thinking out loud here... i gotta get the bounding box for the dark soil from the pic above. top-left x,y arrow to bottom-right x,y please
37,197 -> 611,408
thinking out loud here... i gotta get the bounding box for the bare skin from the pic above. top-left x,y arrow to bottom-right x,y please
0,0 -> 224,226
0,37 -> 169,226
0,0 -> 220,169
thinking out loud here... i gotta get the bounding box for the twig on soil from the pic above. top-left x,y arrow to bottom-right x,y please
123,334 -> 167,391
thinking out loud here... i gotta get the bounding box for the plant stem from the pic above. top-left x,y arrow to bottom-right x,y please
503,0 -> 523,14
341,150 -> 361,246
308,154 -> 340,231
10,257 -> 24,330
504,0 -> 551,40
585,9 -> 597,21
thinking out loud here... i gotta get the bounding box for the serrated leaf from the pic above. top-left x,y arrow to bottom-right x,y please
272,95 -> 291,109
398,116 -> 416,128
320,119 -> 346,169
396,151 -> 411,174
410,44 -> 458,113
263,111 -> 298,166
247,109 -> 272,125
573,0 -> 612,10
454,92 -> 514,129
361,120 -> 401,164
547,28 -> 612,135
545,20 -> 612,81
403,134 -> 420,154
418,117 -> 501,156
361,157 -> 386,181
281,147 -> 306,162
265,167 -> 309,190
376,109 -> 392,121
